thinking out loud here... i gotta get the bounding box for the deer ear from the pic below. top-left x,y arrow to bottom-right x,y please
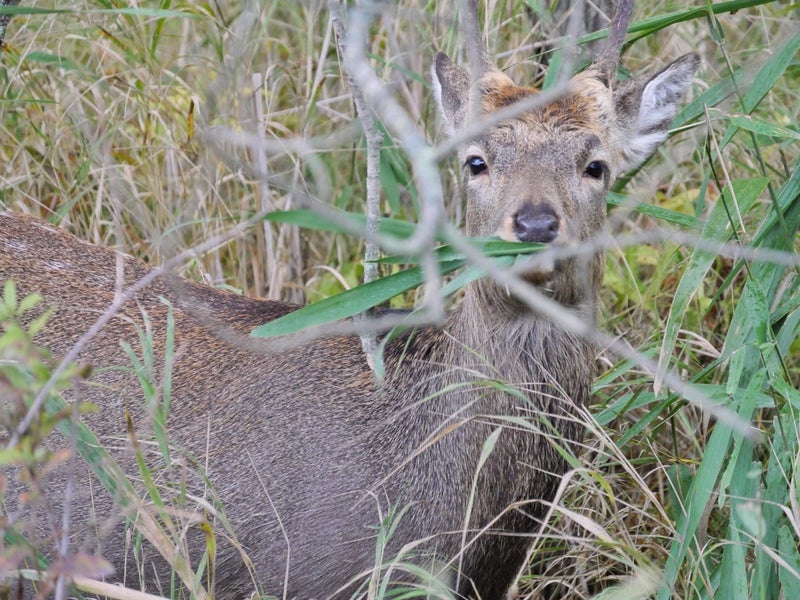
615,53 -> 701,171
432,52 -> 471,134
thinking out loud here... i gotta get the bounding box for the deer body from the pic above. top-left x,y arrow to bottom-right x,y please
0,1 -> 699,597
1,213 -> 591,598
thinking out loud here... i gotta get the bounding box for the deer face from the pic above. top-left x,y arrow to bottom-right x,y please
461,70 -> 616,246
433,51 -> 700,299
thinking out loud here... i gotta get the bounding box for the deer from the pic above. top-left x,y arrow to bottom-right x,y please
0,0 -> 699,598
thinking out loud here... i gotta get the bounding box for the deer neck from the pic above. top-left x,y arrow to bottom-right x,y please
387,282 -> 596,417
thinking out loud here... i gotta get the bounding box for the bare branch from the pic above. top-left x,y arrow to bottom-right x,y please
340,2 -> 447,319
330,0 -> 385,367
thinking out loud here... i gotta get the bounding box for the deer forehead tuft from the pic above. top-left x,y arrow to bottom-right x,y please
537,94 -> 608,134
479,80 -> 537,112
478,71 -> 614,136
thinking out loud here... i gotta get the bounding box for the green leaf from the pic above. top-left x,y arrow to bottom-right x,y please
439,256 -> 516,297
380,147 -> 402,215
377,239 -> 543,264
0,6 -> 71,16
735,498 -> 767,539
264,209 -> 416,239
751,156 -> 800,249
606,192 -> 698,228
727,115 -> 800,142
751,410 -> 799,599
3,278 -> 17,313
659,416 -> 737,600
777,525 -> 800,597
18,292 -> 42,314
739,31 -> 800,113
95,8 -> 196,18
259,212 -> 545,339
718,372 -> 764,496
542,46 -> 565,91
23,52 -> 81,71
252,260 -> 466,338
717,459 -> 759,600
577,0 -> 778,47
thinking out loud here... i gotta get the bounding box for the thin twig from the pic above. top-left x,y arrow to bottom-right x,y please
330,0 -> 384,369
340,1 -> 445,326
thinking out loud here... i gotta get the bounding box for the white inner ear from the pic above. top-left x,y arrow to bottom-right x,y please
620,60 -> 697,170
625,131 -> 669,167
637,65 -> 693,131
430,62 -> 445,116
431,62 -> 461,135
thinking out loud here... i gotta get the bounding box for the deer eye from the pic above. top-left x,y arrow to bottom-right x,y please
584,160 -> 606,180
465,155 -> 487,176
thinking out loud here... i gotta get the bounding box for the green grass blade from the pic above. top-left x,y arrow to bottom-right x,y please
256,215 -> 544,339
437,256 -> 517,299
606,192 -> 699,228
751,409 -> 799,599
95,8 -> 196,18
778,525 -> 800,597
751,157 -> 800,248
672,64 -> 747,130
577,0 -> 777,46
251,260 -> 465,338
716,373 -> 764,598
739,32 -> 800,113
377,239 -> 543,264
264,208 -> 417,239
654,177 -> 768,392
658,418 -> 735,599
726,115 -> 800,142
717,457 -> 758,599
708,157 -> 800,600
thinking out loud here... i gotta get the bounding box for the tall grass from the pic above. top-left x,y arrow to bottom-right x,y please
1,0 -> 798,598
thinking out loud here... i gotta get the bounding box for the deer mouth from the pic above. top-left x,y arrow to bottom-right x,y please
514,249 -> 558,286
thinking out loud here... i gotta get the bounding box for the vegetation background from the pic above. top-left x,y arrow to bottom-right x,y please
0,0 -> 798,598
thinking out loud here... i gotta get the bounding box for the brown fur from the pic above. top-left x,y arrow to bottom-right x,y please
481,76 -> 608,134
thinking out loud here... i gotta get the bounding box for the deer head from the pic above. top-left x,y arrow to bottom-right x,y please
432,0 -> 699,308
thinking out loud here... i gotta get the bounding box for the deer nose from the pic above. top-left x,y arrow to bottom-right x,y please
513,204 -> 559,243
